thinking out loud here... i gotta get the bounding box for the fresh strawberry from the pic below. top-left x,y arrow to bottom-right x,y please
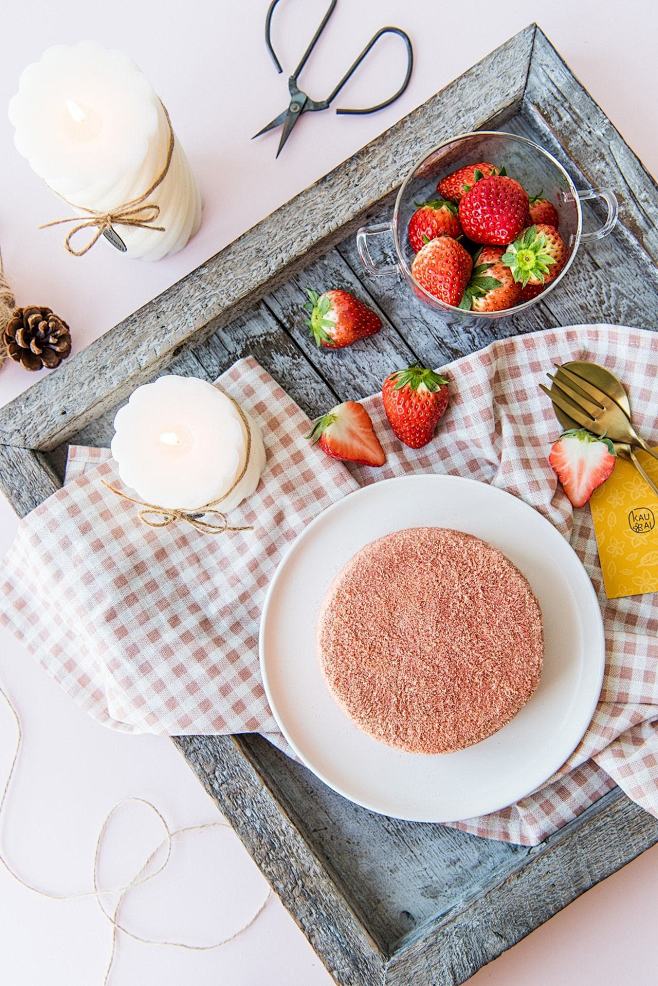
382,365 -> 450,448
501,224 -> 567,287
528,193 -> 559,228
305,289 -> 381,349
459,246 -> 522,312
548,429 -> 616,507
437,162 -> 502,203
307,401 -> 386,466
459,176 -> 529,245
410,236 -> 472,307
407,199 -> 461,252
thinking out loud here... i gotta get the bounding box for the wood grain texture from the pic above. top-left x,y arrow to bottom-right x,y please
175,734 -> 387,986
525,30 -> 658,262
240,736 -> 530,952
0,445 -> 60,517
2,26 -> 658,986
386,789 -> 658,986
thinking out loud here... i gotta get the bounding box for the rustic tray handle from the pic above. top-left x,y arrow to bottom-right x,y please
356,222 -> 398,276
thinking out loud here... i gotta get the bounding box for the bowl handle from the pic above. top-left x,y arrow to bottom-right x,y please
356,222 -> 398,276
574,188 -> 619,241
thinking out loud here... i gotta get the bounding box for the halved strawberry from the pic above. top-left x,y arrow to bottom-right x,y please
548,429 -> 616,507
528,193 -> 559,228
410,236 -> 472,307
407,199 -> 461,253
305,289 -> 381,349
502,224 -> 567,287
437,162 -> 502,203
459,176 -> 529,245
459,246 -> 522,312
307,401 -> 386,466
382,366 -> 449,448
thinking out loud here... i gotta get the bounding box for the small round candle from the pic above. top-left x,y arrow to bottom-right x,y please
111,376 -> 266,511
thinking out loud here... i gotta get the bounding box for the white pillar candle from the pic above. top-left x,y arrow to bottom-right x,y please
111,377 -> 266,512
9,42 -> 201,260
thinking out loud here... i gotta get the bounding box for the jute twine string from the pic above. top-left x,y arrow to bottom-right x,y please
40,104 -> 176,257
102,393 -> 254,535
0,680 -> 271,985
0,248 -> 16,368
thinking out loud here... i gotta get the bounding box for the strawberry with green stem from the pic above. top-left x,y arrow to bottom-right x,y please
382,365 -> 450,448
459,246 -> 521,312
305,289 -> 381,349
438,162 -> 504,203
548,429 -> 616,507
459,175 -> 529,245
410,236 -> 472,307
407,199 -> 461,253
528,192 -> 559,228
501,224 -> 567,288
307,401 -> 386,466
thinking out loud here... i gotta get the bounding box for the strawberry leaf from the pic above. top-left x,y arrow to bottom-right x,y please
306,411 -> 336,444
391,366 -> 448,392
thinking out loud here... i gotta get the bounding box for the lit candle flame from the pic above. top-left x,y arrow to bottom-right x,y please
159,430 -> 182,447
65,98 -> 87,124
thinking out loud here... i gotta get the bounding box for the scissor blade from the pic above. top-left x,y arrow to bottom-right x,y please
252,109 -> 289,140
276,107 -> 303,158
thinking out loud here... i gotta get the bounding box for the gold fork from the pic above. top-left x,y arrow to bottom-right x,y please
540,366 -> 658,497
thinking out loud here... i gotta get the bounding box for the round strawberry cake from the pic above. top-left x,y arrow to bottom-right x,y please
317,527 -> 543,754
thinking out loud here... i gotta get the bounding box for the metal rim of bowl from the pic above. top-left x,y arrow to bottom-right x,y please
391,130 -> 583,318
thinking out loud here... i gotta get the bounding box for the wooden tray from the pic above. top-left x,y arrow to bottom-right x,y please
1,25 -> 657,986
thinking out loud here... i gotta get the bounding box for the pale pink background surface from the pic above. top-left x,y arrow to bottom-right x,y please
0,1 -> 657,983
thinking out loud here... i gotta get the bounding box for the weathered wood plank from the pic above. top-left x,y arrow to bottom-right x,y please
175,734 -> 386,986
244,735 -> 530,952
386,790 -> 658,986
264,249 -> 419,399
0,445 -> 61,518
0,27 -> 533,453
524,30 -> 658,262
192,303 -> 340,419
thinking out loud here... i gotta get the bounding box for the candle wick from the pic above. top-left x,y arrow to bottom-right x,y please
159,431 -> 182,447
65,98 -> 87,124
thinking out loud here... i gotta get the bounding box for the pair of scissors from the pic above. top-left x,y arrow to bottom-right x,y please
253,0 -> 414,158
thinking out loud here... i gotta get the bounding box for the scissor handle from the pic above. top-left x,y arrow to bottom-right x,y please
330,27 -> 414,115
264,0 -> 338,79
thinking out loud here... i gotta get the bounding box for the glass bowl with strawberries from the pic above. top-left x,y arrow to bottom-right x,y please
356,131 -> 618,319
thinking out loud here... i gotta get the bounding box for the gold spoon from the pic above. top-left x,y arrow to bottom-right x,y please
548,360 -> 658,497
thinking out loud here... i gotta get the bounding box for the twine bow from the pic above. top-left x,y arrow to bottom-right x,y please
40,103 -> 175,257
102,391 -> 255,535
100,484 -> 252,535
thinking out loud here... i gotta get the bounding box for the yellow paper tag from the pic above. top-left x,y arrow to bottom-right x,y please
590,449 -> 658,599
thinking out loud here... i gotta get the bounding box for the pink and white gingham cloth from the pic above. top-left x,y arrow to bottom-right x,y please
1,324 -> 657,845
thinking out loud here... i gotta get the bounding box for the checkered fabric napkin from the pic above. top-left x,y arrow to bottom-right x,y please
1,325 -> 657,845
0,358 -> 355,743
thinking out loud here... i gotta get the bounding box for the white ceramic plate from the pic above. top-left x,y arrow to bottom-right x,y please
260,475 -> 604,822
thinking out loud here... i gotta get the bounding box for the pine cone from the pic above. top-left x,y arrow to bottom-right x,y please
4,306 -> 72,371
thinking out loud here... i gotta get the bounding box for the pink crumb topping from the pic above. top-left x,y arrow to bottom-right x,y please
318,527 -> 543,754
